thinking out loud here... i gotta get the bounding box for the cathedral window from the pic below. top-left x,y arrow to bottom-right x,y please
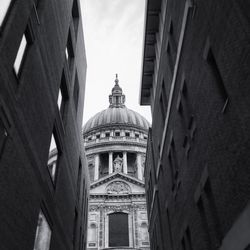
141,222 -> 149,243
33,210 -> 51,250
88,223 -> 97,246
88,164 -> 94,182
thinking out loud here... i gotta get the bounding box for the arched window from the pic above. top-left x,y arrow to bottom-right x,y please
88,223 -> 97,243
109,212 -> 129,247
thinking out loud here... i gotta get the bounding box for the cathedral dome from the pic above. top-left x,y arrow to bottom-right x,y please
83,107 -> 150,134
83,75 -> 150,134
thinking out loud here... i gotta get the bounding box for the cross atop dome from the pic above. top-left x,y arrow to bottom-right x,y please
115,73 -> 119,85
109,74 -> 126,108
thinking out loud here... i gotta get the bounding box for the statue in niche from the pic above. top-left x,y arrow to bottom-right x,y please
106,181 -> 131,194
113,155 -> 123,172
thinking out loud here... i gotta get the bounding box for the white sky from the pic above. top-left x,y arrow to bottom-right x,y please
80,0 -> 152,125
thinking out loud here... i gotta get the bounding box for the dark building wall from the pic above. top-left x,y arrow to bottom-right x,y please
141,0 -> 250,249
0,0 -> 89,250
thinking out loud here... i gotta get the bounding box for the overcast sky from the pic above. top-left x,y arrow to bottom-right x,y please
79,0 -> 152,125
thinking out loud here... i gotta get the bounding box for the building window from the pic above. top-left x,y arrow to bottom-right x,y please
168,137 -> 180,197
176,78 -> 187,113
13,34 -> 28,76
105,132 -> 110,137
47,130 -> 60,182
73,74 -> 79,111
89,164 -> 94,182
115,131 -> 120,137
33,210 -> 51,250
166,42 -> 174,73
32,1 -> 40,25
125,132 -> 130,137
72,0 -> 79,36
141,222 -> 149,242
65,30 -> 74,70
206,48 -> 228,113
0,118 -> 8,160
160,80 -> 168,123
96,134 -> 100,139
57,71 -> 69,118
0,0 -> 11,28
77,159 -> 82,200
181,227 -> 193,250
73,209 -> 78,247
135,133 -> 139,138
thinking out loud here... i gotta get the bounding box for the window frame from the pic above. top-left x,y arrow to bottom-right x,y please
57,71 -> 69,120
0,0 -> 12,33
73,73 -> 79,111
33,210 -> 52,250
72,0 -> 79,37
47,127 -> 62,185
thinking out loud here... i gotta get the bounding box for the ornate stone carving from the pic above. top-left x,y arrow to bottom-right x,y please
106,181 -> 131,194
106,205 -> 132,212
113,155 -> 123,172
89,203 -> 147,212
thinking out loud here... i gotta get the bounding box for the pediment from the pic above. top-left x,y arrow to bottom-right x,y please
90,173 -> 145,195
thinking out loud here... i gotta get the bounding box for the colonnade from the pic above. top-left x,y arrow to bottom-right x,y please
93,152 -> 143,181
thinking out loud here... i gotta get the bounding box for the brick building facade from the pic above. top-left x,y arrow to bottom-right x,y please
0,1 -> 89,250
140,0 -> 250,249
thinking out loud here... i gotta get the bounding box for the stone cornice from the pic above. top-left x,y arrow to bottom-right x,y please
90,193 -> 146,199
85,139 -> 147,150
89,203 -> 147,212
90,172 -> 145,189
86,147 -> 146,158
83,123 -> 149,136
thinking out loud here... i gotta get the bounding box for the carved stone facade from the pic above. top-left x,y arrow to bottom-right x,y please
83,77 -> 150,250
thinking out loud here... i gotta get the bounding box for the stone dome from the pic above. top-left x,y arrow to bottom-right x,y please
83,75 -> 150,134
83,107 -> 150,134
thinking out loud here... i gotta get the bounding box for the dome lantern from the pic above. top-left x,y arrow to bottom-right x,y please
109,74 -> 126,108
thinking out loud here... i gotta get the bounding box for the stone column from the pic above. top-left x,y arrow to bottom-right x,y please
109,152 -> 113,174
94,154 -> 99,181
137,153 -> 142,180
123,152 -> 127,174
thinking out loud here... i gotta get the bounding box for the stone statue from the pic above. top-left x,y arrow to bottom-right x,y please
113,155 -> 123,172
